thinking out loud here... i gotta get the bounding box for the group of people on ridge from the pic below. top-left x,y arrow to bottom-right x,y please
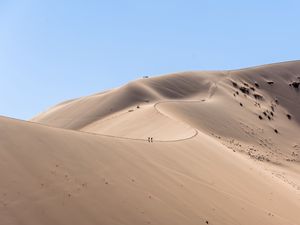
147,137 -> 154,142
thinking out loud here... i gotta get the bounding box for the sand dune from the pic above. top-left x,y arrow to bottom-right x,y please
1,61 -> 300,225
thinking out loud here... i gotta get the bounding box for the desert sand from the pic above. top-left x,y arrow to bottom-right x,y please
1,60 -> 300,225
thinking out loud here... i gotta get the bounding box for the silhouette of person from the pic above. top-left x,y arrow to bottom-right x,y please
151,137 -> 153,142
148,137 -> 150,142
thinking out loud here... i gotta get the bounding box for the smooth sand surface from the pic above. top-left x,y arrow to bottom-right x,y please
1,61 -> 300,225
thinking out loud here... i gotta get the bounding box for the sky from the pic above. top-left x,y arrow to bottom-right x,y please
0,0 -> 300,119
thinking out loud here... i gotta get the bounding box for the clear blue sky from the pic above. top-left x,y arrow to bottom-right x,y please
1,0 -> 299,119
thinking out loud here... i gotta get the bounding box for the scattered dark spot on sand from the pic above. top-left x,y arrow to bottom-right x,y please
291,81 -> 300,88
239,86 -> 250,94
253,93 -> 263,100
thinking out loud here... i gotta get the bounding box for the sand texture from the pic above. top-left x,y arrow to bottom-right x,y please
1,61 -> 300,225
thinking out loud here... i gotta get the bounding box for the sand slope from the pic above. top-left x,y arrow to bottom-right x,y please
1,61 -> 300,225
33,61 -> 300,165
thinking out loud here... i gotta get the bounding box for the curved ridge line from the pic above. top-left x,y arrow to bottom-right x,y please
87,98 -> 210,142
87,82 -> 218,142
79,99 -> 202,142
